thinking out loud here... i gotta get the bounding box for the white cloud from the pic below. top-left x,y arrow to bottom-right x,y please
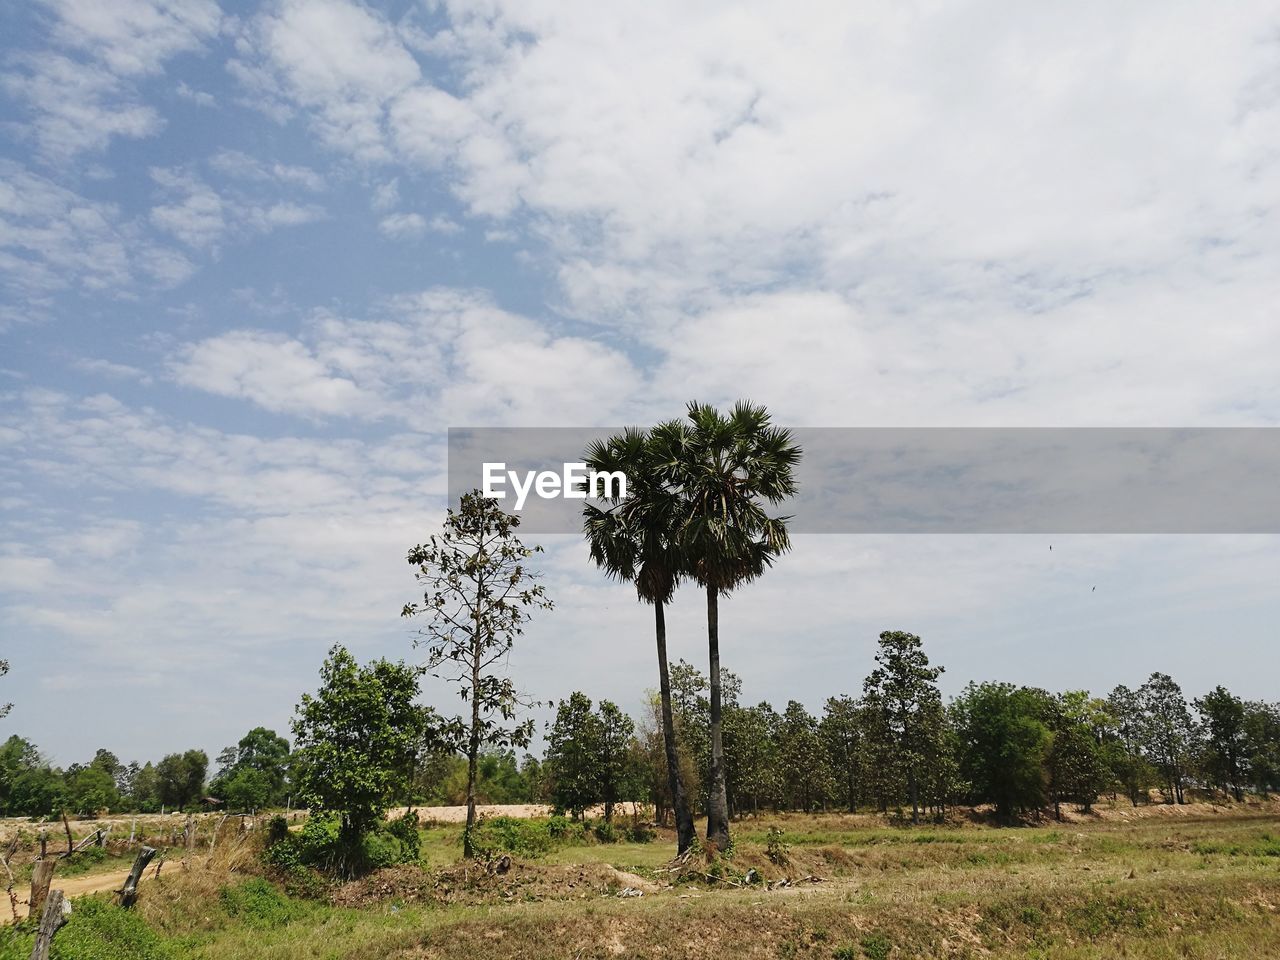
170,331 -> 377,418
209,150 -> 326,192
0,160 -> 195,299
71,357 -> 154,385
377,211 -> 426,238
168,288 -> 642,425
4,0 -> 222,160
148,168 -> 327,250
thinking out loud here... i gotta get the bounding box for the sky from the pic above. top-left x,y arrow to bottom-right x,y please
1,0 -> 1278,769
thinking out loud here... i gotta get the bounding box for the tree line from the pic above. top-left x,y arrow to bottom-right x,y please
0,728 -> 290,818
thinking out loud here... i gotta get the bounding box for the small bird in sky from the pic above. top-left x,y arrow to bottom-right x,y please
1092,586 -> 1096,592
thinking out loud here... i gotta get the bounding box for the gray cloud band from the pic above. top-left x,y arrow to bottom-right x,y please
448,428 -> 1280,534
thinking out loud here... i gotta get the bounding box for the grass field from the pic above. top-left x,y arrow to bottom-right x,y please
4,803 -> 1278,959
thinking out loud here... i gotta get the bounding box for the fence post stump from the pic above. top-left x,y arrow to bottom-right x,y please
28,861 -> 55,921
28,889 -> 69,960
117,846 -> 156,909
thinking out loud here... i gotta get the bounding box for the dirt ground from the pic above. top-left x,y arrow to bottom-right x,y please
8,866 -> 150,920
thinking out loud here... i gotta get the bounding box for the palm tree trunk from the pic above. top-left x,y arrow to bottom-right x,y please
655,602 -> 695,853
705,584 -> 731,850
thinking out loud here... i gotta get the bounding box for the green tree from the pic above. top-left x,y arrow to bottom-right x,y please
862,630 -> 945,825
953,682 -> 1051,822
403,491 -> 553,858
545,692 -> 601,820
211,727 -> 292,810
1105,684 -> 1153,805
67,765 -> 119,816
653,400 -> 800,850
291,644 -> 429,876
596,700 -> 638,823
1243,701 -> 1280,796
1139,672 -> 1194,804
155,749 -> 208,810
1194,686 -> 1248,801
1045,692 -> 1109,818
128,762 -> 160,812
776,700 -> 829,811
584,426 -> 697,852
726,701 -> 779,815
821,695 -> 866,813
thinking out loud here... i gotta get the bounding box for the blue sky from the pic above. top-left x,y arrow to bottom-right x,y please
2,0 -> 1278,768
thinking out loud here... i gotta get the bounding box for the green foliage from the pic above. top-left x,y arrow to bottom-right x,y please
592,820 -> 617,843
384,809 -> 422,861
210,727 -> 292,811
218,878 -> 302,929
766,825 -> 790,864
155,749 -> 208,810
67,764 -> 120,815
48,895 -> 174,960
953,682 -> 1052,821
469,816 -> 557,857
291,645 -> 430,876
859,933 -> 893,960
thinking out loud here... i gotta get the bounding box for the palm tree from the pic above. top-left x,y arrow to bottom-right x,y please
582,427 -> 697,853
652,401 -> 801,851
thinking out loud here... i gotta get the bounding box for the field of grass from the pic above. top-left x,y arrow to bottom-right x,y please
3,804 -> 1278,959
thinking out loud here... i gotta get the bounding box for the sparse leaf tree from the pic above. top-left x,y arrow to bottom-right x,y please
403,491 -> 553,858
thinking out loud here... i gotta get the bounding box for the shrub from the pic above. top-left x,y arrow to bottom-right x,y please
469,816 -> 555,857
384,810 -> 422,861
626,822 -> 654,843
547,815 -> 571,839
218,878 -> 301,929
49,895 -> 174,960
766,826 -> 790,865
593,821 -> 618,844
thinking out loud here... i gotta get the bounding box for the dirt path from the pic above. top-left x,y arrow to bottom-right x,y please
10,867 -> 141,920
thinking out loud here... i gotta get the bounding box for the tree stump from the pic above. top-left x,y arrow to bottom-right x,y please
28,889 -> 69,960
27,861 -> 55,921
117,846 -> 156,909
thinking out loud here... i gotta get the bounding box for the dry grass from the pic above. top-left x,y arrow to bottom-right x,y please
92,802 -> 1280,960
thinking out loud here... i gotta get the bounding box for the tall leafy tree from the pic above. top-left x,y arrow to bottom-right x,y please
776,700 -> 830,811
1139,672 -> 1194,804
653,400 -> 800,850
403,491 -> 553,858
155,749 -> 208,810
545,692 -> 601,820
292,645 -> 429,876
821,695 -> 866,813
583,427 -> 696,852
596,700 -> 639,823
862,630 -> 945,825
1106,684 -> 1152,805
952,682 -> 1051,822
1194,686 -> 1248,801
1243,701 -> 1280,796
726,701 -> 779,815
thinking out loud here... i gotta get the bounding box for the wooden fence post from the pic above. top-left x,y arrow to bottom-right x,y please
28,889 -> 69,960
117,847 -> 156,909
28,861 -> 55,921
